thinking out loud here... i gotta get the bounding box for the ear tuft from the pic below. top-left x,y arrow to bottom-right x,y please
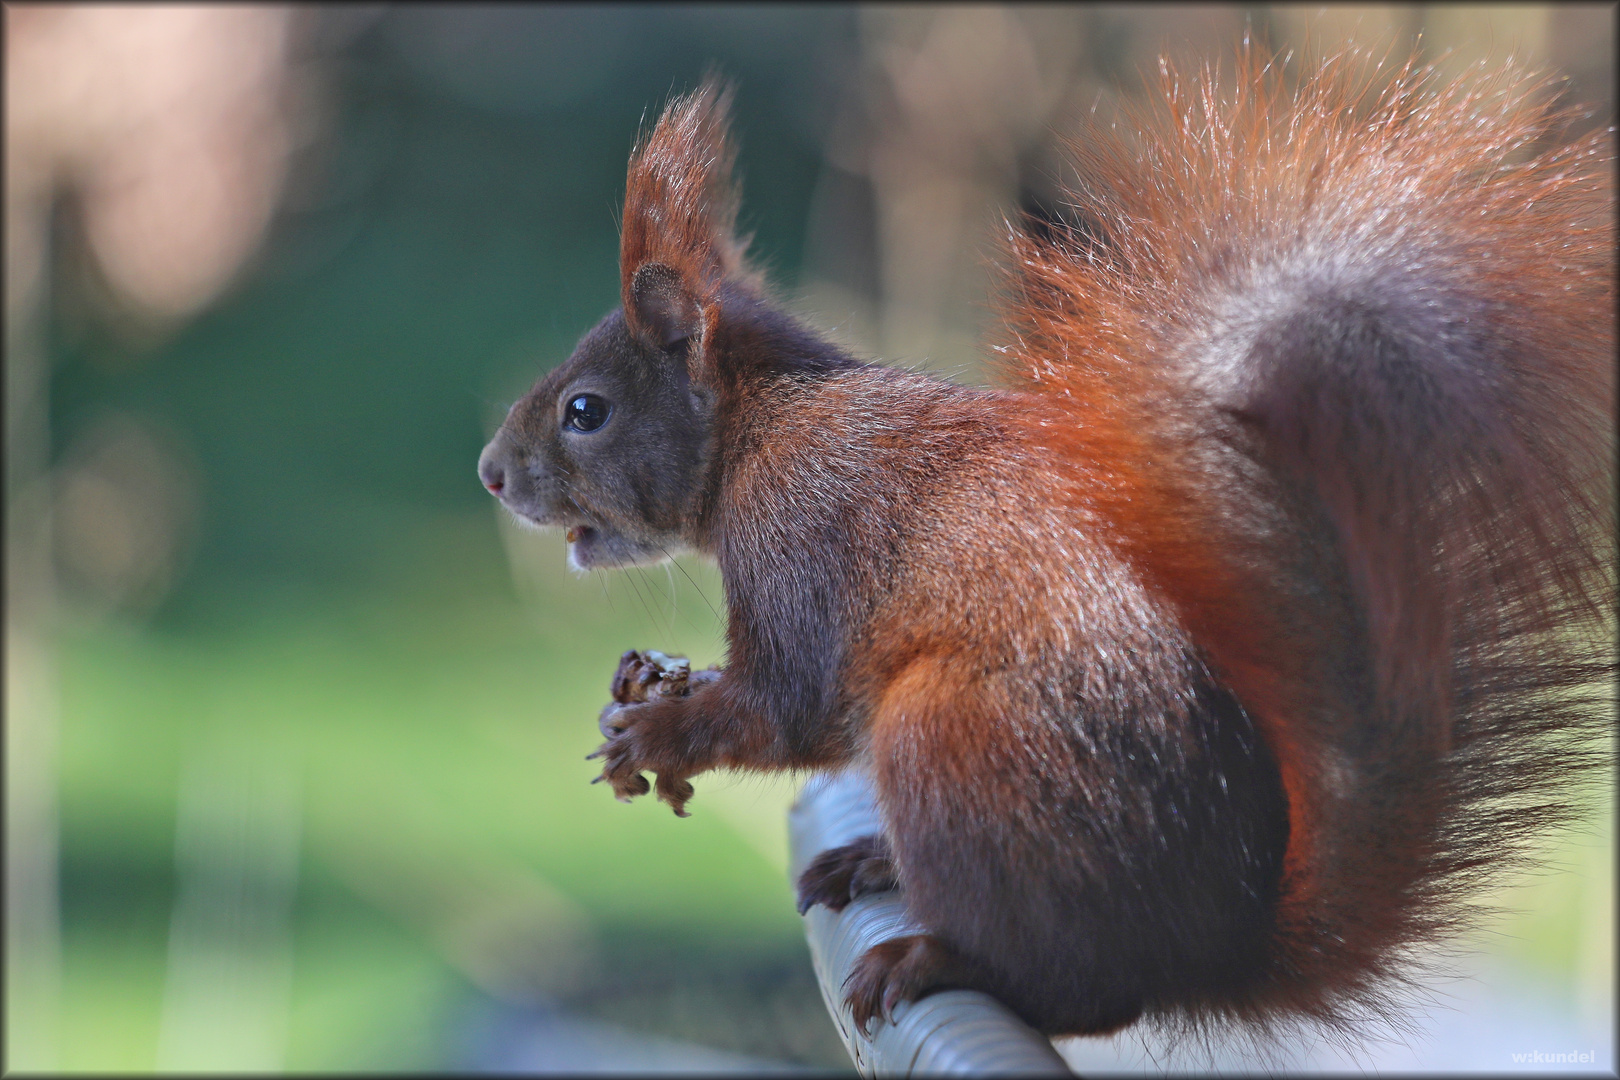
620,76 -> 754,349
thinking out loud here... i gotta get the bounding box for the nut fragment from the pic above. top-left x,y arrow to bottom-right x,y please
610,649 -> 682,703
608,649 -> 720,705
602,650 -> 721,738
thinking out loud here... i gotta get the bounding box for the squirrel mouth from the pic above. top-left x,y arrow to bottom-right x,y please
560,522 -> 669,570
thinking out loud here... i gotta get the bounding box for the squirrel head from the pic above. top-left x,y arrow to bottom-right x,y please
478,78 -> 750,571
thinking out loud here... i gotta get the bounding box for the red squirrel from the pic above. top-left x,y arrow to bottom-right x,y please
477,52 -> 1614,1040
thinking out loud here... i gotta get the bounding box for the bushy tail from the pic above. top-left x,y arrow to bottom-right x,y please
996,48 -> 1614,1029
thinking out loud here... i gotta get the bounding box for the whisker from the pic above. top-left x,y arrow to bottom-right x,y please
663,562 -> 680,631
631,566 -> 661,633
622,565 -> 660,628
660,546 -> 722,621
645,546 -> 716,640
635,565 -> 676,638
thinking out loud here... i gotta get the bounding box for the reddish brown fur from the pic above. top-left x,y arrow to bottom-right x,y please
482,57 -> 1615,1046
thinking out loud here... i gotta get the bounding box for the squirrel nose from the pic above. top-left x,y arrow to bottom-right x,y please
477,444 -> 506,496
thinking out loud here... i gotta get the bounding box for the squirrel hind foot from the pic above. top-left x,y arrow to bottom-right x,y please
796,834 -> 897,915
843,933 -> 972,1034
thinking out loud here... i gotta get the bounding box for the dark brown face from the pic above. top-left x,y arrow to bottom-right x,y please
477,309 -> 715,570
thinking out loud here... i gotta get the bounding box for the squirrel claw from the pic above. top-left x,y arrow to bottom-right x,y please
656,772 -> 696,816
602,769 -> 649,801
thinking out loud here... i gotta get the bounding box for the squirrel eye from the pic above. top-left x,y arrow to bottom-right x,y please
564,394 -> 611,432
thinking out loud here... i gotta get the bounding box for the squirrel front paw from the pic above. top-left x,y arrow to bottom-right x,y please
589,650 -> 716,816
588,707 -> 697,815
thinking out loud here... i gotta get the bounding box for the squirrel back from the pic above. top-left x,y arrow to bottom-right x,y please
481,51 -> 1614,1044
996,50 -> 1614,1026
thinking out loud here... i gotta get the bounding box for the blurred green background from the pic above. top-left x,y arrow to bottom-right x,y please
6,5 -> 1613,1072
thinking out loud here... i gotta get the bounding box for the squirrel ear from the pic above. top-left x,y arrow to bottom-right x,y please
629,263 -> 701,349
620,77 -> 753,352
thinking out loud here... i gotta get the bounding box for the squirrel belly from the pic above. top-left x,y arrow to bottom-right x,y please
480,50 -> 1615,1042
